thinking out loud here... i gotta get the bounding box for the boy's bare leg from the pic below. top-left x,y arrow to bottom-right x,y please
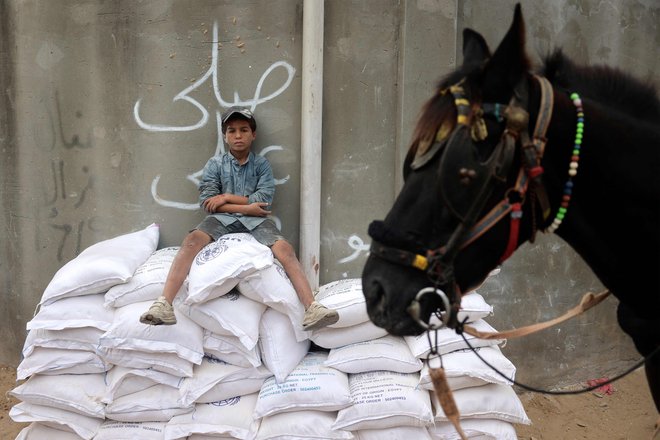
271,240 -> 314,307
162,230 -> 213,303
271,240 -> 338,330
140,229 -> 212,325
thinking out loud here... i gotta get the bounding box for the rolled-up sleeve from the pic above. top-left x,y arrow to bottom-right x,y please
198,157 -> 222,206
247,156 -> 275,205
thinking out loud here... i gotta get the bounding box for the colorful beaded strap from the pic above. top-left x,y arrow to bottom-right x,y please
547,92 -> 584,233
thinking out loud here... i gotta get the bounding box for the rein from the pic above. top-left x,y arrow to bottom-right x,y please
368,74 -> 654,439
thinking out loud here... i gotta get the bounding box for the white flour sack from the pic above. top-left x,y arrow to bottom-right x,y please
103,366 -> 183,404
324,334 -> 422,374
254,352 -> 352,419
356,426 -> 432,440
9,402 -> 103,439
9,373 -> 106,419
16,422 -> 87,440
315,278 -> 369,328
238,262 -> 308,342
333,370 -> 434,431
203,330 -> 262,368
22,327 -> 105,358
255,410 -> 354,440
104,246 -> 180,308
28,294 -> 114,332
419,346 -> 516,391
434,291 -> 494,325
178,356 -> 272,407
16,347 -> 109,380
258,308 -> 310,383
97,300 -> 204,377
428,418 -> 517,440
405,318 -> 504,359
94,420 -> 166,440
186,233 -> 274,305
164,393 -> 260,440
176,288 -> 266,351
310,319 -> 388,349
39,223 -> 159,306
105,383 -> 193,423
431,383 -> 530,425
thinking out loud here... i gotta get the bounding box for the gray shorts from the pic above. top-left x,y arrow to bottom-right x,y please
194,216 -> 285,247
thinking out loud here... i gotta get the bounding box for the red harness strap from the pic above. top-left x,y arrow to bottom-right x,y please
499,202 -> 522,263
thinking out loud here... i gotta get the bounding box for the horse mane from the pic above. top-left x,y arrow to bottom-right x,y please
541,49 -> 660,121
407,48 -> 660,160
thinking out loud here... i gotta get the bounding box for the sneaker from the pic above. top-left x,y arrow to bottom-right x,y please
139,296 -> 177,325
302,301 -> 339,331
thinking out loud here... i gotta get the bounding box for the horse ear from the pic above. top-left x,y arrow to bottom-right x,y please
483,3 -> 530,91
462,28 -> 491,68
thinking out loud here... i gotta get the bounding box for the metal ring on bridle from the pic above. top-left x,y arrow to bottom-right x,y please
407,287 -> 452,330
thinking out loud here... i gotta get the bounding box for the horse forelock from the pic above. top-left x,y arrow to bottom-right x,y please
542,49 -> 660,120
407,72 -> 468,159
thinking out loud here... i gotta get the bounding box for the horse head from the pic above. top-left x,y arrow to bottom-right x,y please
362,4 -> 549,335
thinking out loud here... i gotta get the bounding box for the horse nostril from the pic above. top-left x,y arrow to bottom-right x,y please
365,279 -> 386,309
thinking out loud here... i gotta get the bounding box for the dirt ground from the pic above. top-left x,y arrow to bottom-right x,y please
1,364 -> 657,439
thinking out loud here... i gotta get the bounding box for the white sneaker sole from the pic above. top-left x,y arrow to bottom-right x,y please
139,313 -> 177,326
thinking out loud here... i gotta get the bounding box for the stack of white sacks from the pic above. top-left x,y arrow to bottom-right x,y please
11,224 -> 530,440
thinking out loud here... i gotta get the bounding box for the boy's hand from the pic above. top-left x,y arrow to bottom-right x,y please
244,202 -> 271,217
202,194 -> 227,213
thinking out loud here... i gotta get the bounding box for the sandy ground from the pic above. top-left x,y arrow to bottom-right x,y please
1,364 -> 657,439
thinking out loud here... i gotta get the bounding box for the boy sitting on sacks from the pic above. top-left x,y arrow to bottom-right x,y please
140,106 -> 338,331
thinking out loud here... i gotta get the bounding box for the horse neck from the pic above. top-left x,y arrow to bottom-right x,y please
538,88 -> 660,301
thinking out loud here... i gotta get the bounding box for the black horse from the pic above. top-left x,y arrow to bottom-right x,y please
361,4 -> 659,413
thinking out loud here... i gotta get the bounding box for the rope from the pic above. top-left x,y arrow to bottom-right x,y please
456,324 -> 659,395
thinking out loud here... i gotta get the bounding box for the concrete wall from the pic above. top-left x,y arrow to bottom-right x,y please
1,0 -> 657,389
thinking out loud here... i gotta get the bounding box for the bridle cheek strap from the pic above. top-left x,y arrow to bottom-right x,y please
499,202 -> 522,263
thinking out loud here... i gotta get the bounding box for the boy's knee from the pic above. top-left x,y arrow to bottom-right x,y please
272,239 -> 296,259
183,229 -> 211,250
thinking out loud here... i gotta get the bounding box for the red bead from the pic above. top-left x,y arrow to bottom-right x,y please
571,155 -> 580,162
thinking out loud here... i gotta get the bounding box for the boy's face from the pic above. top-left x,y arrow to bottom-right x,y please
224,118 -> 256,156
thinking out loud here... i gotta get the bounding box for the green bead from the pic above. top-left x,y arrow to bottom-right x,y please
557,212 -> 565,220
577,122 -> 584,129
577,127 -> 583,133
576,133 -> 582,140
570,93 -> 579,100
575,139 -> 581,145
558,207 -> 567,214
573,149 -> 580,155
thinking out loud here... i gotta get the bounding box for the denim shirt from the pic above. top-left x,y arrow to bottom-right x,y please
198,151 -> 275,230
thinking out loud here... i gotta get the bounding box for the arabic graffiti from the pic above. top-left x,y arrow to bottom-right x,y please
41,93 -> 99,262
338,234 -> 370,264
134,21 -> 294,211
134,20 -> 366,267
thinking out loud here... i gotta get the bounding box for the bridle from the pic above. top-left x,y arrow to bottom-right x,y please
369,74 -> 556,330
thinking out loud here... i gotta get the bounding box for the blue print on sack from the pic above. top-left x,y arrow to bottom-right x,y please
204,354 -> 228,365
195,241 -> 227,265
195,234 -> 252,265
224,289 -> 240,301
210,396 -> 240,406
